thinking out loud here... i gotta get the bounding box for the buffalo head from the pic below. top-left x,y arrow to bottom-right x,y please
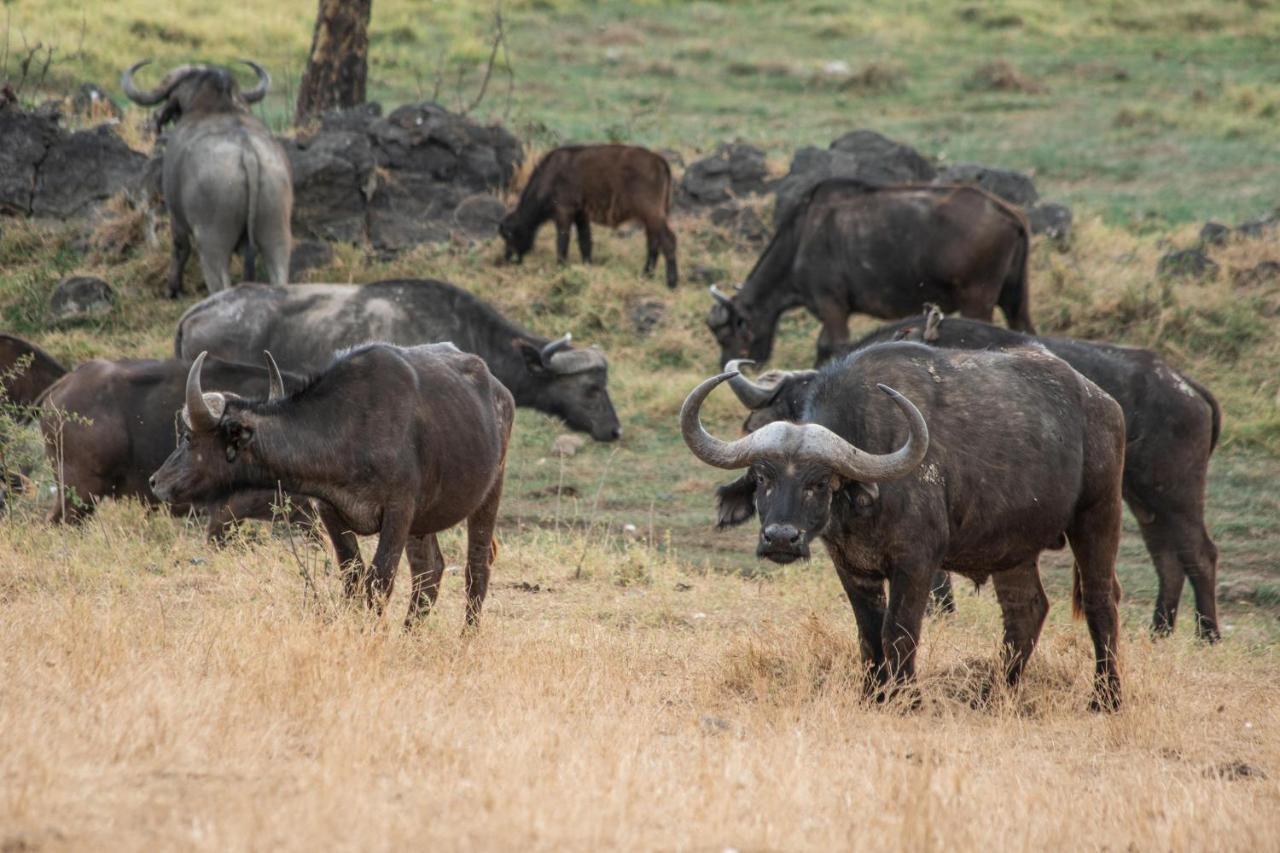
681,367 -> 927,564
498,213 -> 535,263
706,285 -> 770,365
723,359 -> 819,433
150,351 -> 285,504
515,334 -> 621,442
122,59 -> 269,130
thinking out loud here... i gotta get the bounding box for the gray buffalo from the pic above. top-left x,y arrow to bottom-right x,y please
123,60 -> 292,296
174,279 -> 622,441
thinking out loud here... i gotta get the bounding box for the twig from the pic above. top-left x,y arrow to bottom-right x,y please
463,2 -> 510,116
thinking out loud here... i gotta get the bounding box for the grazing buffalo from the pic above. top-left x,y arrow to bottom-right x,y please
842,306 -> 1222,640
151,345 -> 514,627
122,60 -> 292,296
682,342 -> 1126,710
38,356 -> 312,540
1,334 -> 67,416
499,144 -> 678,288
706,179 -> 1033,366
174,279 -> 622,441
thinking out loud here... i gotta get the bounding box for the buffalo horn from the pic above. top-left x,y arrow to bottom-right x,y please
184,352 -> 220,432
264,351 -> 285,402
680,370 -> 929,482
708,285 -> 733,307
724,359 -> 778,409
539,333 -> 573,367
922,304 -> 944,342
121,60 -> 205,106
239,59 -> 270,103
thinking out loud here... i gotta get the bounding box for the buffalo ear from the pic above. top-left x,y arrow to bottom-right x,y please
222,416 -> 256,461
715,473 -> 758,528
515,339 -> 547,374
847,481 -> 879,516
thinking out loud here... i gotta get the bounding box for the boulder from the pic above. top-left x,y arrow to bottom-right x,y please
629,299 -> 666,336
286,124 -> 378,243
1231,261 -> 1280,289
677,143 -> 769,208
1157,249 -> 1218,281
1235,212 -> 1280,240
49,276 -> 114,324
1199,221 -> 1231,247
0,109 -> 61,214
709,203 -> 770,245
936,162 -> 1038,207
451,193 -> 507,239
1028,202 -> 1073,241
288,240 -> 335,278
772,130 -> 935,224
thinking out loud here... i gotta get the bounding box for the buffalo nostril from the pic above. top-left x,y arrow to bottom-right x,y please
763,524 -> 801,547
611,426 -> 623,440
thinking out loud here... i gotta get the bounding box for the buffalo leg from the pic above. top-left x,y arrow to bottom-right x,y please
830,553 -> 888,695
928,570 -> 956,614
193,225 -> 235,294
1139,512 -> 1220,642
657,223 -> 678,288
318,503 -> 364,598
880,563 -> 933,698
168,228 -> 192,298
575,212 -> 593,263
643,231 -> 658,277
1067,498 -> 1124,712
364,508 -> 412,613
814,300 -> 851,365
992,561 -> 1050,687
463,471 -> 505,628
554,210 -> 573,264
404,533 -> 446,627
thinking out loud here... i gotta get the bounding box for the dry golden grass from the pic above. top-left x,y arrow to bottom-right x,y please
2,502 -> 1278,851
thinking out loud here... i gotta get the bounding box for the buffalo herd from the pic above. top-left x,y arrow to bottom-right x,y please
0,60 -> 1238,710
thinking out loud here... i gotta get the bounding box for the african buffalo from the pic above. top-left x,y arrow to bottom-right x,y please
1,334 -> 67,416
706,179 -> 1033,366
151,344 -> 514,627
683,342 -> 1126,710
499,144 -> 678,288
843,307 -> 1222,640
38,356 -> 312,540
122,60 -> 292,297
174,279 -> 622,441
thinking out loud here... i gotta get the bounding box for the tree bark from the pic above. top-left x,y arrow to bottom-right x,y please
294,0 -> 372,125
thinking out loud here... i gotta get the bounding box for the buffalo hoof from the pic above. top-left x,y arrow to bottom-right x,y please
1088,683 -> 1122,714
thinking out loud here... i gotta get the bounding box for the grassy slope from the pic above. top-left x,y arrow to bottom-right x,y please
1,1 -> 1280,846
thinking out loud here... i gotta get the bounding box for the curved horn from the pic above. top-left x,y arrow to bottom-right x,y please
184,352 -> 219,432
539,333 -> 573,367
805,384 -> 929,482
709,285 -> 733,307
724,359 -> 779,409
679,369 -> 756,469
264,351 -> 285,403
239,59 -> 270,103
121,59 -> 167,105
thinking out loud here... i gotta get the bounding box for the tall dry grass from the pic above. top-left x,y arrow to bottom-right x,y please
1,502 -> 1278,850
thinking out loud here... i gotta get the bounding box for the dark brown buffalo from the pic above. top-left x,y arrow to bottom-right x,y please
1,334 -> 67,415
706,179 -> 1033,366
683,342 -> 1126,710
852,307 -> 1222,640
150,344 -> 514,627
122,60 -> 292,296
38,356 -> 311,540
499,144 -> 678,288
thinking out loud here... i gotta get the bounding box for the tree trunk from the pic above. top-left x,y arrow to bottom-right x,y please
294,0 -> 372,125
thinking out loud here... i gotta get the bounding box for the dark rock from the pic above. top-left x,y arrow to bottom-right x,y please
678,143 -> 770,208
629,299 -> 666,336
0,109 -> 61,214
33,124 -> 146,218
1199,221 -> 1231,247
937,162 -> 1038,206
688,264 -> 728,285
656,147 -> 685,170
71,83 -> 122,121
1236,212 -> 1280,240
772,130 -> 935,224
288,240 -> 335,278
49,276 -> 114,324
710,204 -> 770,245
1231,261 -> 1280,288
285,128 -> 377,243
451,193 -> 508,238
1205,761 -> 1266,781
318,102 -> 382,134
1158,248 -> 1219,281
1028,202 -> 1073,241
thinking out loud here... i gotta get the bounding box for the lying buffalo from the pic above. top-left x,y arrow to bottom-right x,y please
499,144 -> 678,288
38,356 -> 311,539
1,334 -> 67,416
706,179 -> 1033,366
122,60 -> 292,296
853,307 -> 1222,640
152,345 -> 514,627
174,279 -> 622,441
683,342 -> 1125,710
